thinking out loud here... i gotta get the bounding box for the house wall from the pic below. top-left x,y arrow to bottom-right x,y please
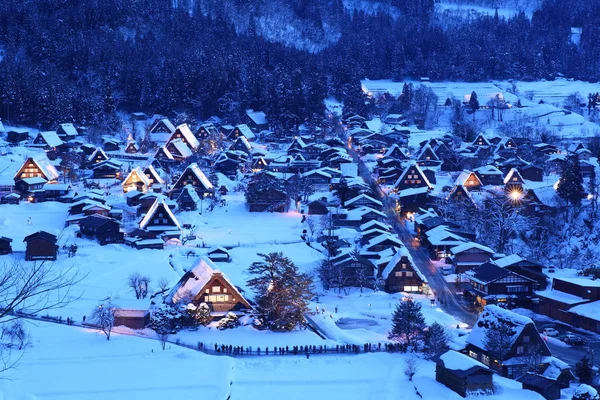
553,279 -> 600,301
25,238 -> 57,261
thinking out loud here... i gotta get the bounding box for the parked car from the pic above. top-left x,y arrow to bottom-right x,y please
542,327 -> 559,337
561,332 -> 586,346
441,266 -> 454,276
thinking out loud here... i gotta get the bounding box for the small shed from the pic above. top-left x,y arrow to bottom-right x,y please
435,350 -> 493,397
0,237 -> 13,255
207,246 -> 230,262
517,373 -> 561,400
114,309 -> 150,329
23,231 -> 58,261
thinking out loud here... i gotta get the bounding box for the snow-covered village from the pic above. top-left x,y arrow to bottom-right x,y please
2,0 -> 600,399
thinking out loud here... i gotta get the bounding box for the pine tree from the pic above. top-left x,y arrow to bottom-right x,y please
557,154 -> 585,222
469,91 -> 480,121
423,321 -> 450,358
247,252 -> 314,332
482,318 -> 517,362
388,298 -> 426,349
576,356 -> 593,384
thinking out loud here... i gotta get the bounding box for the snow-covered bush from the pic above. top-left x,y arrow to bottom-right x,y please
573,384 -> 600,400
187,303 -> 212,326
217,312 -> 239,330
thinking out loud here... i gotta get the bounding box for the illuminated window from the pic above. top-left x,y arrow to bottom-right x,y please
212,286 -> 221,293
405,271 -> 413,277
482,355 -> 490,366
468,350 -> 478,359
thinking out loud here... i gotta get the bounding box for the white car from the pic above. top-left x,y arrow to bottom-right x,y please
543,328 -> 559,337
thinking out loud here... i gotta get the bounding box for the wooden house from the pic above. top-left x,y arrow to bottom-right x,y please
229,136 -> 252,154
449,242 -> 495,274
416,144 -> 441,166
473,165 -> 503,186
454,171 -> 482,190
124,141 -> 139,154
56,123 -> 78,141
143,165 -> 165,186
504,168 -> 525,193
307,199 -> 328,215
344,194 -> 383,210
114,309 -> 150,329
148,118 -> 176,146
170,163 -> 213,198
494,254 -> 547,290
380,249 -> 425,293
435,350 -> 493,397
78,215 -> 124,245
302,169 -> 332,189
214,154 -> 240,178
42,183 -> 72,200
23,231 -> 58,261
168,257 -> 251,316
167,123 -> 199,152
247,183 -> 288,212
447,185 -> 477,209
14,155 -> 60,183
519,165 -> 543,182
465,305 -> 551,378
126,190 -> 144,207
207,247 -> 231,263
154,146 -> 176,163
176,184 -> 201,211
31,131 -> 64,150
103,138 -> 120,152
245,110 -> 269,132
92,160 -> 122,179
517,374 -> 561,400
122,167 -> 151,193
227,124 -> 255,141
87,148 -> 109,166
287,136 -> 307,155
330,250 -> 376,289
472,133 -> 491,147
165,138 -> 193,161
139,199 -> 181,234
0,237 -> 13,255
196,123 -> 220,140
393,162 -> 433,213
466,262 -> 536,308
7,130 -> 29,144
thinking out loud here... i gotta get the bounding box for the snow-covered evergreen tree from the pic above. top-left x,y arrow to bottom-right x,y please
217,312 -> 239,330
388,297 -> 426,349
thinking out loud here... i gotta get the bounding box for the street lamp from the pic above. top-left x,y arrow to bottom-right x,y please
200,192 -> 209,214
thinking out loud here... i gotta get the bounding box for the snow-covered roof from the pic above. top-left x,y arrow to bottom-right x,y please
493,254 -> 524,268
503,168 -> 524,184
451,242 -> 494,255
535,289 -> 588,305
38,131 -> 64,147
139,199 -> 180,230
28,154 -> 60,181
417,144 -> 439,161
346,206 -> 386,221
344,193 -> 383,208
173,123 -> 199,150
360,220 -> 392,232
179,184 -> 201,204
170,138 -> 193,158
42,183 -> 70,191
21,176 -> 47,185
122,167 -> 151,188
439,350 -> 488,371
58,123 -> 78,137
235,124 -> 255,140
455,170 -> 482,187
144,165 -> 165,185
156,146 -> 174,160
232,136 -> 252,151
169,257 -> 249,308
541,356 -> 570,380
466,305 -> 536,351
569,300 -> 600,320
474,165 -> 503,175
425,226 -> 467,246
557,277 -> 600,288
246,110 -> 268,126
187,163 -> 213,190
381,246 -> 426,282
394,161 -> 433,190
396,186 -> 431,198
88,148 -> 109,162
302,169 -> 332,179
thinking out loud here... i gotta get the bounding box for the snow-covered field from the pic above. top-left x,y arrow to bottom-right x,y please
5,321 -> 545,400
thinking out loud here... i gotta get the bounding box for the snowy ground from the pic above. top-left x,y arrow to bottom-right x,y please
5,321 -> 546,400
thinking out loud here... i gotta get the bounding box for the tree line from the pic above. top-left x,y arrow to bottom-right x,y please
0,0 -> 599,131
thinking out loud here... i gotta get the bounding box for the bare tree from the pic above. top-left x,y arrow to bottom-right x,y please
305,216 -> 320,242
158,331 -> 169,350
404,356 -> 419,381
0,260 -> 83,373
522,343 -> 547,373
127,272 -> 151,299
91,299 -> 116,341
157,277 -> 170,293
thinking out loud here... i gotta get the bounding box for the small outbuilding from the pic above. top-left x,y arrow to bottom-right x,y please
435,350 -> 494,397
23,231 -> 58,261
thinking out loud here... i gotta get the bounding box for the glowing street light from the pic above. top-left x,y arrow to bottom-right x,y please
508,190 -> 523,203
